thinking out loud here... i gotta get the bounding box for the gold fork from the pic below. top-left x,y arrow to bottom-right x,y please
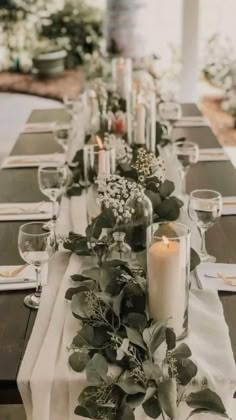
0,264 -> 28,278
217,272 -> 236,287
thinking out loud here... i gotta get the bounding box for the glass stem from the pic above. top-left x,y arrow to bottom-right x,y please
35,265 -> 42,298
52,199 -> 57,226
181,170 -> 186,195
200,228 -> 207,257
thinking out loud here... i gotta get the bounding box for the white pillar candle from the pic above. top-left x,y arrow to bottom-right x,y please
148,237 -> 186,336
135,100 -> 146,145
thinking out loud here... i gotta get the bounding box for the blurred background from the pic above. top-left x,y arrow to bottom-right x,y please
0,0 -> 236,161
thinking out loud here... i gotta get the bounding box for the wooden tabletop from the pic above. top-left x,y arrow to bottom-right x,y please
0,103 -> 235,404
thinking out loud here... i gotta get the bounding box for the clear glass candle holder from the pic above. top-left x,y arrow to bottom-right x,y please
147,222 -> 191,340
83,144 -> 116,223
132,89 -> 156,152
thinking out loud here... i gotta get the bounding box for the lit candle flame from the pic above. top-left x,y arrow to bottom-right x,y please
162,236 -> 170,247
96,135 -> 103,150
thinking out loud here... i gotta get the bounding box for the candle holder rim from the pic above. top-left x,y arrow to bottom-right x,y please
150,221 -> 191,240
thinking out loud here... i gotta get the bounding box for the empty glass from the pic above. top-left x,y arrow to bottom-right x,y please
18,222 -> 53,309
188,189 -> 223,262
174,140 -> 199,196
38,165 -> 68,229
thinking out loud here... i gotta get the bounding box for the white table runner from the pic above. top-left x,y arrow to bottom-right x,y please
18,193 -> 236,420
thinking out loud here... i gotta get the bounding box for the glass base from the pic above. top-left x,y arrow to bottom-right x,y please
24,293 -> 40,309
200,253 -> 216,263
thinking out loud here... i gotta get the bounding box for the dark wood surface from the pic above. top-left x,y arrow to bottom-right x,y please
0,103 -> 235,404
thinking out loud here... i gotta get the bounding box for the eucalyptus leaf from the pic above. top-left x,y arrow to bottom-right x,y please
86,354 -> 108,384
125,393 -> 145,408
65,281 -> 95,301
116,372 -> 146,395
172,343 -> 192,359
158,378 -> 178,419
175,358 -> 198,386
74,405 -> 94,418
143,322 -> 166,355
82,267 -> 101,282
71,274 -> 91,282
125,326 -> 146,350
69,350 -> 90,372
145,190 -> 162,211
116,405 -> 135,420
159,180 -> 175,198
126,313 -> 147,331
186,408 -> 230,419
71,292 -> 92,319
165,328 -> 176,351
72,325 -> 94,348
142,392 -> 162,419
156,196 -> 181,221
142,360 -> 162,382
186,389 -> 227,415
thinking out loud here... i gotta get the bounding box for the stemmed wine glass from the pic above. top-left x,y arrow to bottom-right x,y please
174,140 -> 199,196
53,122 -> 71,154
63,95 -> 82,117
159,101 -> 182,142
18,222 -> 54,309
38,165 -> 68,230
188,189 -> 223,262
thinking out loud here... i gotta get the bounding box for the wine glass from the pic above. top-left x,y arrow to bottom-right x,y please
53,122 -> 71,154
38,165 -> 68,230
173,140 -> 199,196
18,222 -> 53,309
63,95 -> 82,117
188,189 -> 223,262
159,101 -> 182,142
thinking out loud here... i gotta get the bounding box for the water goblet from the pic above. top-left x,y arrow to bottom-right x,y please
38,165 -> 68,230
18,222 -> 54,309
188,189 -> 223,262
173,140 -> 199,196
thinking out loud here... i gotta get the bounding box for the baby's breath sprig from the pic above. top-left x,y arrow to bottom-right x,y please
132,148 -> 166,186
97,175 -> 143,224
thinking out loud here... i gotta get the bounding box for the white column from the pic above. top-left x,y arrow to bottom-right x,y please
180,0 -> 200,102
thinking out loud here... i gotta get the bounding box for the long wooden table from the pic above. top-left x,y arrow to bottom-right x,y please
0,104 -> 235,404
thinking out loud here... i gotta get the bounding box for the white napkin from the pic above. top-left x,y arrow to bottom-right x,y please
196,263 -> 236,292
2,153 -> 65,168
199,148 -> 229,162
0,264 -> 48,291
222,196 -> 236,215
0,202 -> 56,221
23,123 -> 56,134
175,116 -> 209,127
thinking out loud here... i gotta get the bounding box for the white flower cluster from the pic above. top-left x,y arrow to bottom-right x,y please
97,175 -> 143,223
104,133 -> 132,164
133,148 -> 166,185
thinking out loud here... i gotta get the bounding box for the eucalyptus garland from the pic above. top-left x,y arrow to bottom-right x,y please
64,85 -> 230,419
65,256 -> 229,420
